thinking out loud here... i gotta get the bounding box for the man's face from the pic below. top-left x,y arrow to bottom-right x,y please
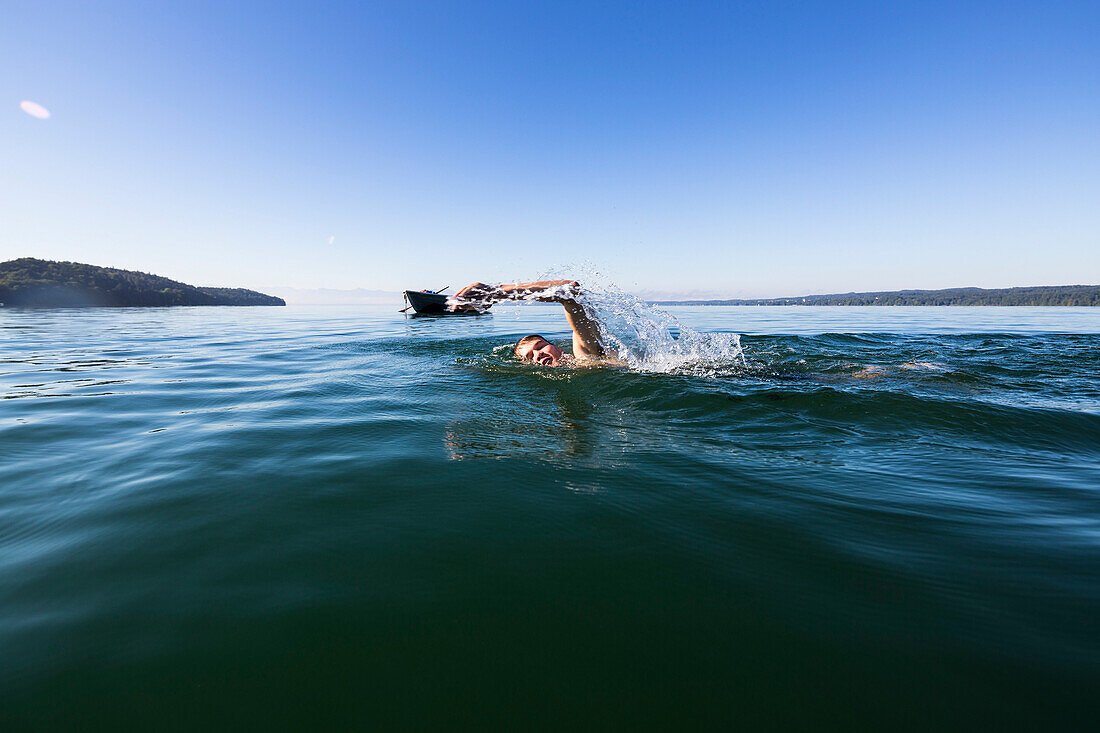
516,338 -> 565,366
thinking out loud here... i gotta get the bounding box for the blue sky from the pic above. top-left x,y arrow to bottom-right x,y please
2,0 -> 1098,297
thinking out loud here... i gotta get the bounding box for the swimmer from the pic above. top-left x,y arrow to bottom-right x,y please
450,280 -> 609,366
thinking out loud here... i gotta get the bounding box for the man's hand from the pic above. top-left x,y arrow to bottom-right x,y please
453,281 -> 500,301
450,282 -> 501,310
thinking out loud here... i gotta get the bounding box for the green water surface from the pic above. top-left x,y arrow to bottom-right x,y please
2,305 -> 1098,729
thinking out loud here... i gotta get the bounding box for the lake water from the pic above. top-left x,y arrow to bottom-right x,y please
2,305 -> 1099,728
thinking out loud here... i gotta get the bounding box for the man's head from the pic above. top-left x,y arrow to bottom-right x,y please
514,334 -> 565,366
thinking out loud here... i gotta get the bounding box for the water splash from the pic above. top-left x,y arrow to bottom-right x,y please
570,271 -> 745,375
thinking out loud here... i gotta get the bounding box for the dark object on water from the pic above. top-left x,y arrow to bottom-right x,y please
402,289 -> 447,313
402,288 -> 484,315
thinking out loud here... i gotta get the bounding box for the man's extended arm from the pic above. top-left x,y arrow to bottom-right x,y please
452,280 -> 606,358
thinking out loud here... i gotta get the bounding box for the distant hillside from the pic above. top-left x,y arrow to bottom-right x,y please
0,258 -> 285,307
657,285 -> 1100,307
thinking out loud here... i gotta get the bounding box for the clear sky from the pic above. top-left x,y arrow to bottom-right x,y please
3,1 -> 1098,298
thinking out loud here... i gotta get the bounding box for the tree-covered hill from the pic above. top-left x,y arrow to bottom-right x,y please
0,258 -> 285,307
657,285 -> 1100,306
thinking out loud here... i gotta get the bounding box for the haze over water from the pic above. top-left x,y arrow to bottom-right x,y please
2,304 -> 1099,728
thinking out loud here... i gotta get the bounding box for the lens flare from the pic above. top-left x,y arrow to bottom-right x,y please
20,100 -> 51,119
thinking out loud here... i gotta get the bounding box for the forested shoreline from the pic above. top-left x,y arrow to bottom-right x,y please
658,285 -> 1100,306
0,258 -> 285,307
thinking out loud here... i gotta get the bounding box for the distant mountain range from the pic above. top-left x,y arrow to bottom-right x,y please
0,258 -> 285,307
656,285 -> 1100,307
